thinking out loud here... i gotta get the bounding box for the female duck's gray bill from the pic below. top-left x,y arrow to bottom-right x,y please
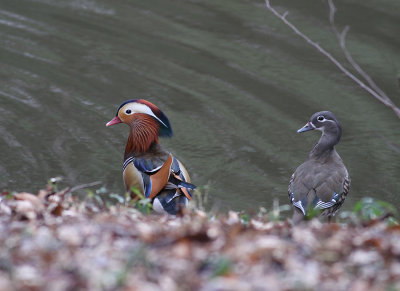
297,122 -> 315,133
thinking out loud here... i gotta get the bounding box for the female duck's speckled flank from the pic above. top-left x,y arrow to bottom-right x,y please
289,111 -> 350,223
106,99 -> 195,215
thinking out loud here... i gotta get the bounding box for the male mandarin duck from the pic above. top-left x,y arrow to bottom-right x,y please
289,111 -> 350,223
106,99 -> 195,215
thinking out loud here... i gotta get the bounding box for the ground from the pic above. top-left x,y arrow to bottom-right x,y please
0,186 -> 400,291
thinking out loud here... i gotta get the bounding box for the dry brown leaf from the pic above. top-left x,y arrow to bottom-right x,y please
14,192 -> 44,211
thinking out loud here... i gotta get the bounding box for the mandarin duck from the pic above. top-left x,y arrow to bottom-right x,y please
106,99 -> 195,215
289,111 -> 350,223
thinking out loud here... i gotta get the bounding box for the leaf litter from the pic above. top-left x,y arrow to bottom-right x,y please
0,186 -> 400,291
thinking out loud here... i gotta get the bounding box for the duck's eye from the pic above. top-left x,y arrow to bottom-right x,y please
317,116 -> 325,122
125,109 -> 132,114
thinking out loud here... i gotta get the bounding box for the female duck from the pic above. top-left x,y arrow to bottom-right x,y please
106,99 -> 195,215
289,111 -> 350,223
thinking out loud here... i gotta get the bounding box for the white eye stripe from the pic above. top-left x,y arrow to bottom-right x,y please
121,103 -> 168,127
316,116 -> 335,123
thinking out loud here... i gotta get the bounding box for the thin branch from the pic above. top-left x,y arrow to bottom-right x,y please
69,181 -> 102,193
328,0 -> 389,101
374,132 -> 400,154
264,0 -> 400,119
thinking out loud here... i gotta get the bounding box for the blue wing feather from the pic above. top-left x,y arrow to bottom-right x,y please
134,157 -> 162,174
125,155 -> 196,208
153,190 -> 187,215
141,174 -> 151,198
168,175 -> 196,190
171,158 -> 180,174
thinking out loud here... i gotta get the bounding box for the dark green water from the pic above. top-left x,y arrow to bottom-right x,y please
1,0 -> 399,211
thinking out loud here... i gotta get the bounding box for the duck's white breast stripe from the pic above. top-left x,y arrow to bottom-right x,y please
123,157 -> 135,171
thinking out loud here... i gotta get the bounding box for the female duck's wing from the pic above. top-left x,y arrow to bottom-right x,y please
289,164 -> 350,217
288,163 -> 316,215
314,173 -> 350,216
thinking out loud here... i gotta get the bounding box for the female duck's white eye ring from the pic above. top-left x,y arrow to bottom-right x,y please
317,115 -> 325,122
125,109 -> 132,114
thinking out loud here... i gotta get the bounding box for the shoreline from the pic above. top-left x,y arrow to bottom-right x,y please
0,186 -> 399,290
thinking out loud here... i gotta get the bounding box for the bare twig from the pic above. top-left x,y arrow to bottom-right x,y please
327,0 -> 389,101
264,0 -> 400,119
374,132 -> 400,154
69,181 -> 102,193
